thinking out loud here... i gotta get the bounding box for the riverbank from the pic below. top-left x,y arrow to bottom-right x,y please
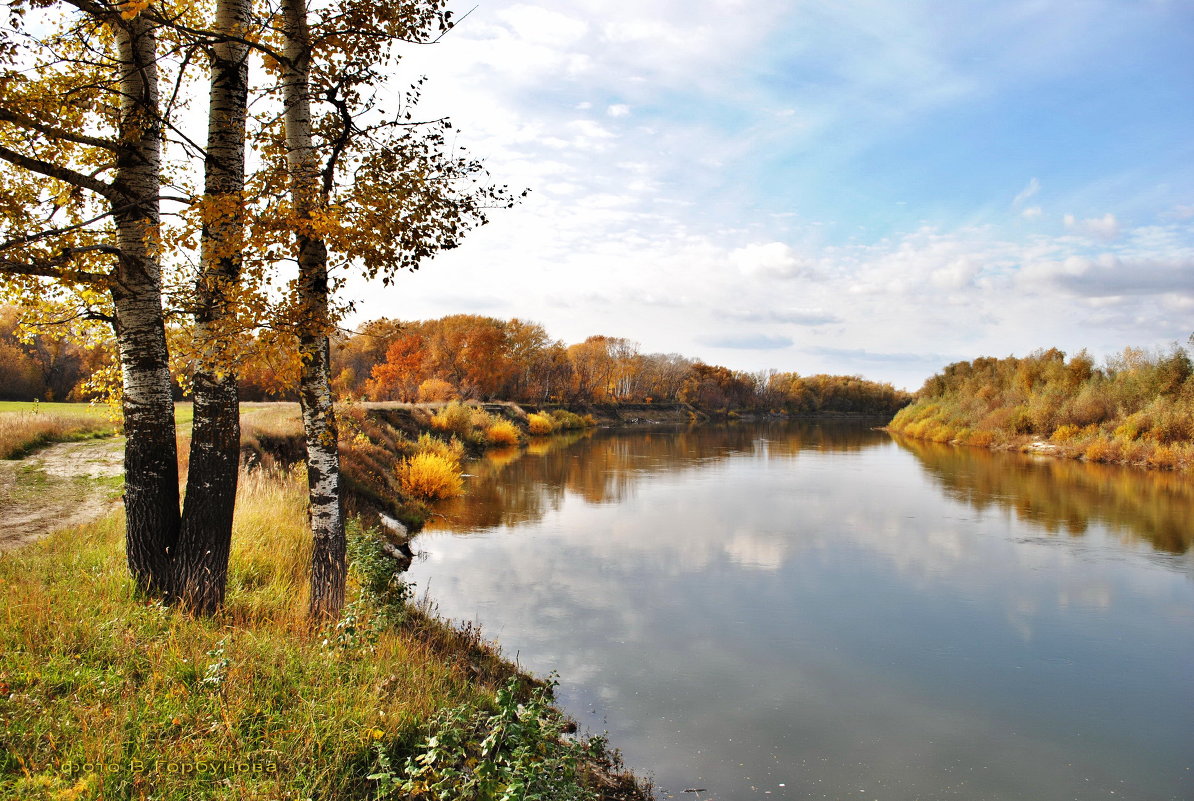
0,468 -> 649,800
887,403 -> 1194,473
886,346 -> 1194,473
0,404 -> 651,800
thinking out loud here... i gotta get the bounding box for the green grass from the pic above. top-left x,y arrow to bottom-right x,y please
0,465 -> 642,800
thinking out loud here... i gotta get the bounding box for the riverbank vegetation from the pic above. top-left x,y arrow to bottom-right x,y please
0,460 -> 645,800
889,344 -> 1194,470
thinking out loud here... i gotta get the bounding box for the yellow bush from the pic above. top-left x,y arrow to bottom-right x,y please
1146,444 -> 1180,470
965,430 -> 996,447
397,453 -> 463,501
527,412 -> 555,435
417,378 -> 457,402
413,432 -> 464,465
1051,424 -> 1081,443
1084,438 -> 1119,463
485,419 -> 521,446
930,424 -> 955,443
430,401 -> 474,439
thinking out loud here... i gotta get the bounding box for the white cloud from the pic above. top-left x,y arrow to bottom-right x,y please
1064,213 -> 1121,242
731,242 -> 811,279
606,104 -> 631,117
1021,206 -> 1043,220
1013,177 -> 1041,206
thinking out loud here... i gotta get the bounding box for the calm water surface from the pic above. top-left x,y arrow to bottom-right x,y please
405,422 -> 1194,801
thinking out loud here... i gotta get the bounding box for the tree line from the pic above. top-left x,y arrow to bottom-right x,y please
291,313 -> 909,414
0,0 -> 508,618
889,343 -> 1194,469
3,306 -> 912,416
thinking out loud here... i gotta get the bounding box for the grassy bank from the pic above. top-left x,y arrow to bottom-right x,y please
0,403 -> 118,460
888,345 -> 1194,471
0,460 -> 645,800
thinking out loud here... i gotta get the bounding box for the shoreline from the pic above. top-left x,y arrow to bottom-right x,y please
883,425 -> 1194,474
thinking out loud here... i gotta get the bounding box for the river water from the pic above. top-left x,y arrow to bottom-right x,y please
405,421 -> 1194,801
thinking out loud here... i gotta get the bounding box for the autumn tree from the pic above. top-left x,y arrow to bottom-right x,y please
0,0 -> 181,595
262,0 -> 518,617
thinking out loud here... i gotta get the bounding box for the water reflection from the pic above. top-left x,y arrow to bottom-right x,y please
409,422 -> 1194,801
893,434 -> 1194,554
430,421 -> 891,534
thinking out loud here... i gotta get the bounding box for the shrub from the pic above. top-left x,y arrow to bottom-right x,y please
430,401 -> 475,440
397,453 -> 463,501
484,419 -> 521,446
965,430 -> 996,447
1051,424 -> 1081,443
417,378 -> 458,402
414,432 -> 465,465
550,409 -> 593,430
1084,438 -> 1120,463
527,412 -> 555,435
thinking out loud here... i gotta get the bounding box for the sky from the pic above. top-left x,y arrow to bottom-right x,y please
343,0 -> 1194,390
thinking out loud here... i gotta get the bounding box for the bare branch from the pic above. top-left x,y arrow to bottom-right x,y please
0,258 -> 110,286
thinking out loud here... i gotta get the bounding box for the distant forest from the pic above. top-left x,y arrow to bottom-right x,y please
0,308 -> 910,415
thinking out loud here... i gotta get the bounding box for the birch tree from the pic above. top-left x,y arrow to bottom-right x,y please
267,0 -> 520,618
0,0 -> 180,595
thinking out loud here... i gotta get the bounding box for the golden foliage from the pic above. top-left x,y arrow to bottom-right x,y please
429,401 -> 475,439
484,419 -> 521,446
397,453 -> 464,501
417,377 -> 457,402
527,411 -> 555,435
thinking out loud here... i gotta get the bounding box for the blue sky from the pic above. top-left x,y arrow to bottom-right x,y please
347,0 -> 1194,389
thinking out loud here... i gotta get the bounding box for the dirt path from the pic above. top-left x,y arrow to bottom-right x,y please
0,437 -> 124,551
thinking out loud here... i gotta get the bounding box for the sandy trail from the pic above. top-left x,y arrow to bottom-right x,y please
0,438 -> 124,551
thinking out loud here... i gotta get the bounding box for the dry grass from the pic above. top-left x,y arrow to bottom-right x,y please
0,411 -> 117,460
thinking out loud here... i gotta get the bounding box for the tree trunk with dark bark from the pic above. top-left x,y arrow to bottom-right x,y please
173,0 -> 251,615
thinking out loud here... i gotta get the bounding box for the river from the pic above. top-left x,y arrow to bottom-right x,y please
404,421 -> 1194,801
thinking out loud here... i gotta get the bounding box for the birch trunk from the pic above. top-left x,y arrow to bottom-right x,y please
111,17 -> 180,597
281,0 -> 346,620
174,0 -> 251,614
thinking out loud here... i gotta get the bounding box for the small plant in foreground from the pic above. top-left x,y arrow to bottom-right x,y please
370,676 -> 599,801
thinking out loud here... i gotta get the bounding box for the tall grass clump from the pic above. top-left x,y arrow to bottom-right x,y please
889,344 -> 1194,471
484,419 -> 521,446
0,410 -> 116,459
429,401 -> 475,440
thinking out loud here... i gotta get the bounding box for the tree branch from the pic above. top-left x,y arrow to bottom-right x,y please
0,143 -> 119,202
0,258 -> 110,286
0,209 -> 119,252
0,108 -> 122,154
